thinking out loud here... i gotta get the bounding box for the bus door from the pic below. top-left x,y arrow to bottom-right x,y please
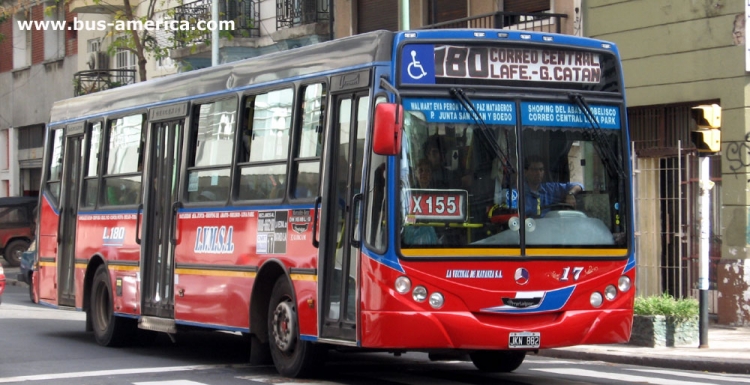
320,79 -> 370,341
141,118 -> 184,319
58,123 -> 85,307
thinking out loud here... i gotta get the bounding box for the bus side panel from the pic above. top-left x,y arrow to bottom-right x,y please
37,196 -> 59,304
174,210 -> 252,328
76,213 -> 141,315
173,207 -> 318,332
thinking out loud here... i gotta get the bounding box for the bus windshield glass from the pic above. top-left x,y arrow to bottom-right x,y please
398,98 -> 628,251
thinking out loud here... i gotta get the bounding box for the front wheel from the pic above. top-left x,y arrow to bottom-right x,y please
470,350 -> 526,372
268,276 -> 324,377
90,265 -> 135,346
3,240 -> 29,267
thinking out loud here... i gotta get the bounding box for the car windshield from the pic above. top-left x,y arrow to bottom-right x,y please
398,98 -> 628,251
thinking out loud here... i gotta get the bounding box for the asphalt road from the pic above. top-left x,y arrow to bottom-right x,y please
1,284 -> 749,385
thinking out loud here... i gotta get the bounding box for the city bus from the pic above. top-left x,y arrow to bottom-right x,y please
38,29 -> 634,377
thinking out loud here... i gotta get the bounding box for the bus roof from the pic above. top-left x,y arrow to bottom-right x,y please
49,30 -> 395,124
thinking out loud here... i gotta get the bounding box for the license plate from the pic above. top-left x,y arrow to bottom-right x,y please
509,332 -> 540,349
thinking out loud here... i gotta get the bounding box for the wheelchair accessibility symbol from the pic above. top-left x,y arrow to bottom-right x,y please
401,44 -> 434,84
407,50 -> 427,80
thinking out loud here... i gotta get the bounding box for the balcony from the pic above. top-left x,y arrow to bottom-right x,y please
68,0 -> 125,13
172,0 -> 260,48
73,69 -> 136,97
276,0 -> 329,30
420,11 -> 567,34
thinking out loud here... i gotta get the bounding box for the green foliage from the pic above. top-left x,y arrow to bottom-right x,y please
634,293 -> 699,321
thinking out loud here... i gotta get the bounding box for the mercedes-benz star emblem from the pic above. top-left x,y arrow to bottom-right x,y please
514,268 -> 529,285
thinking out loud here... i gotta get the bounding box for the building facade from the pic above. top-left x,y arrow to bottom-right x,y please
586,0 -> 749,325
0,1 -> 78,198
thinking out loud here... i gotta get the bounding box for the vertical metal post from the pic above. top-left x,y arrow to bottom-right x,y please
212,0 -> 219,66
400,0 -> 410,30
698,156 -> 712,349
677,141 -> 683,298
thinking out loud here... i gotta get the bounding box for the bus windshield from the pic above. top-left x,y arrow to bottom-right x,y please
398,97 -> 628,251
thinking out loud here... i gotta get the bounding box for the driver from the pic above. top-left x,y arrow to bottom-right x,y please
523,155 -> 582,217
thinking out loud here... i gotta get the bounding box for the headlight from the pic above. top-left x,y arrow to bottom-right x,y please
395,276 -> 411,294
590,292 -> 603,308
618,275 -> 632,292
604,285 -> 617,301
429,292 -> 444,309
412,286 -> 427,302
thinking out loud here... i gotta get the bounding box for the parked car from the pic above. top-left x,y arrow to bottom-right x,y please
18,240 -> 37,303
0,197 -> 37,267
0,264 -> 5,305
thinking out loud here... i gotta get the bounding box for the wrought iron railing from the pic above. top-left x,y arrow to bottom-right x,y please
420,11 -> 567,34
276,0 -> 329,30
173,0 -> 260,48
73,69 -> 136,96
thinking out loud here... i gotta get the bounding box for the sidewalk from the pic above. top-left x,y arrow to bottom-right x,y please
538,324 -> 750,374
3,260 -> 748,375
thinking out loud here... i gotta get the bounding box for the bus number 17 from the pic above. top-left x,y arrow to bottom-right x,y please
560,266 -> 583,281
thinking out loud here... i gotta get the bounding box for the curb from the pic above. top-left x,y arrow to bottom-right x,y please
537,348 -> 750,375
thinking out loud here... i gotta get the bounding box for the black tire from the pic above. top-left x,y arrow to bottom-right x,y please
3,239 -> 29,267
90,265 -> 135,346
470,350 -> 526,372
268,276 -> 324,377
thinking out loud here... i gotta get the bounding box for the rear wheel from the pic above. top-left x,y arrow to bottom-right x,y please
90,265 -> 134,346
470,350 -> 526,372
3,239 -> 29,267
268,276 -> 323,377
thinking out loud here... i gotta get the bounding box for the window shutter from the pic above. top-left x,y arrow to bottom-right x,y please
357,0 -> 398,33
504,0 -> 550,13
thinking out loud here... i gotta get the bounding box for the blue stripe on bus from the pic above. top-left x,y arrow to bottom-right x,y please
623,253 -> 636,274
394,30 -> 620,53
480,285 -> 576,314
175,319 -> 250,333
362,246 -> 405,274
76,203 -> 316,216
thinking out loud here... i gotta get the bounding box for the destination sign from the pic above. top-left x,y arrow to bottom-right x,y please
401,44 -> 602,85
521,102 -> 620,129
403,98 -> 516,124
406,189 -> 468,222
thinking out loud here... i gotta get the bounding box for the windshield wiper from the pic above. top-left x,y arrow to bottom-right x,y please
568,93 -> 627,180
450,88 -> 516,175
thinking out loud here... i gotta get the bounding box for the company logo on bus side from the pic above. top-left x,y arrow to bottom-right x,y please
194,226 -> 235,254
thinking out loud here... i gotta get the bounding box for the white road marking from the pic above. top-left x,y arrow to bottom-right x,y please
628,369 -> 750,383
532,368 -> 716,385
0,364 -> 248,383
237,376 -> 340,384
134,381 -> 208,385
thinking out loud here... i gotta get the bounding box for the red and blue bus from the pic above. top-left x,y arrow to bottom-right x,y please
37,29 -> 634,377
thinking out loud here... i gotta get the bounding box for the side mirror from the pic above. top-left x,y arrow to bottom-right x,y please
372,103 -> 403,156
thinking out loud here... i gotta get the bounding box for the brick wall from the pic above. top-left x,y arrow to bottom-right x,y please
31,4 -> 43,64
0,17 -> 11,73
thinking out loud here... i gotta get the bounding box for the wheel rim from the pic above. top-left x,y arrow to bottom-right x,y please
93,281 -> 111,332
272,299 -> 297,353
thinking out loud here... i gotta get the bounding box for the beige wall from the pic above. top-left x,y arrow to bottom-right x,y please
586,0 -> 750,325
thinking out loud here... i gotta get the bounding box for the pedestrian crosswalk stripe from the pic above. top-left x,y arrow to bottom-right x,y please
532,368 -> 712,385
134,381 -> 208,385
628,368 -> 750,383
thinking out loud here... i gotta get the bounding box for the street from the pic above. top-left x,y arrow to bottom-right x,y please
1,285 -> 748,385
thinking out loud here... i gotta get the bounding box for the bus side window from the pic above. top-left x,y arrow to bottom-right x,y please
102,114 -> 144,206
237,88 -> 293,201
82,122 -> 102,208
292,83 -> 326,200
186,98 -> 237,203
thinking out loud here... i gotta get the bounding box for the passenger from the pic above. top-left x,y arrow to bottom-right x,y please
522,155 -> 582,217
424,136 -> 459,189
402,159 -> 440,246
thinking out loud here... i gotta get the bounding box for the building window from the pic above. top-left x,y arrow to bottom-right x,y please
13,12 -> 31,68
44,2 -> 65,60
